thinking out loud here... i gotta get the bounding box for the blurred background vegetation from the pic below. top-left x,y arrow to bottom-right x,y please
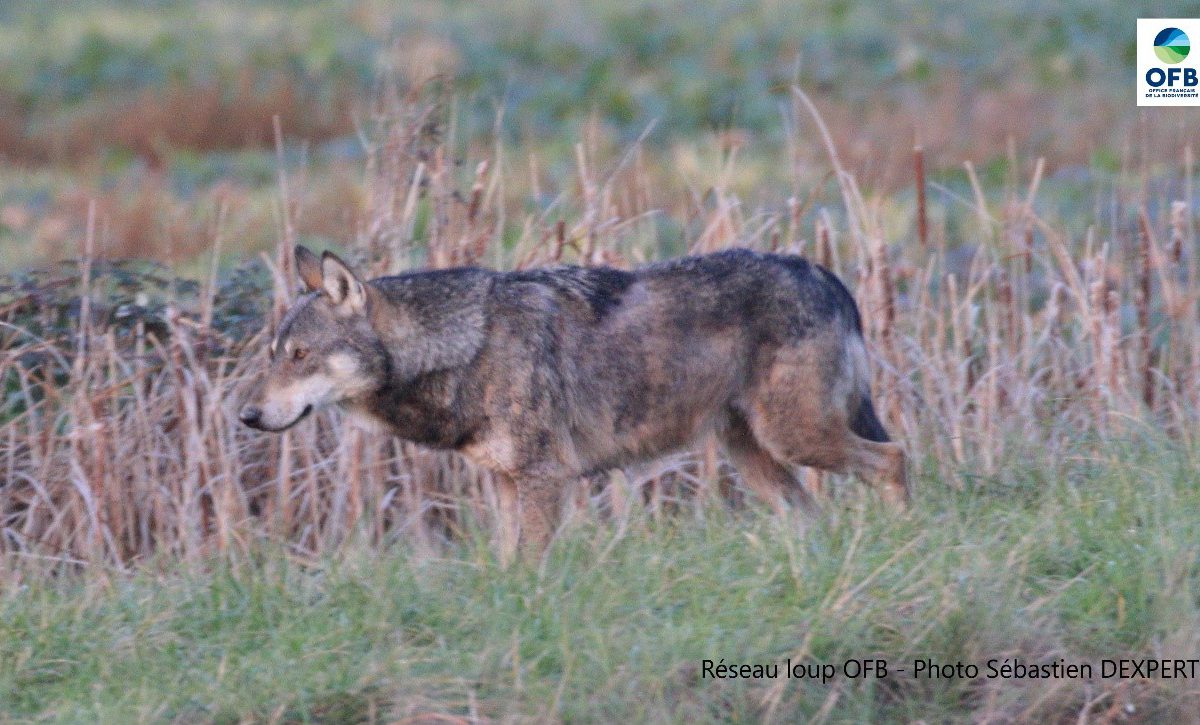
0,0 -> 1192,272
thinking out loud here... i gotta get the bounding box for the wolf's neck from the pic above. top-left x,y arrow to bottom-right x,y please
349,367 -> 478,450
371,275 -> 491,382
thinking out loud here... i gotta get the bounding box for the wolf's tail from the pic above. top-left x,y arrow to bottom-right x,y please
844,332 -> 891,443
849,387 -> 891,443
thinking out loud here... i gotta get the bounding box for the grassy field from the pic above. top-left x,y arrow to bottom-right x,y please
3,0 -> 1200,721
3,435 -> 1198,722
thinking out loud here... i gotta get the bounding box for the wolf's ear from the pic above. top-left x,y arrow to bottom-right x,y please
321,251 -> 368,312
295,245 -> 323,292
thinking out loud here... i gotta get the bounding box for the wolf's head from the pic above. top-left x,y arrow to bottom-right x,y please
239,246 -> 389,432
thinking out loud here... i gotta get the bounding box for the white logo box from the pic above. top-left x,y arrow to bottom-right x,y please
1137,18 -> 1200,107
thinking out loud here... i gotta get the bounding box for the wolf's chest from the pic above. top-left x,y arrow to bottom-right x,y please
458,433 -> 521,473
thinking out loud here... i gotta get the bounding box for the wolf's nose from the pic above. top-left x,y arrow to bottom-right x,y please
239,406 -> 262,426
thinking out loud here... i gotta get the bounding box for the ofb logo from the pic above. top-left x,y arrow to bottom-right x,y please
1154,27 -> 1190,64
1138,19 -> 1200,105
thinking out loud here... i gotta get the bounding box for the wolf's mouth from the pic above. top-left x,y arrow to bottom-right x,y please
259,404 -> 314,432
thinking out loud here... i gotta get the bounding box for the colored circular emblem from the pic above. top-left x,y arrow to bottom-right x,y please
1154,27 -> 1190,64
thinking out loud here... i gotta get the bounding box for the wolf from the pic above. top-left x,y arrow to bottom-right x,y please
240,246 -> 908,561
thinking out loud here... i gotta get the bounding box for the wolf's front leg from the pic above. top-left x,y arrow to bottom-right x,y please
494,474 -> 521,567
517,478 -> 565,557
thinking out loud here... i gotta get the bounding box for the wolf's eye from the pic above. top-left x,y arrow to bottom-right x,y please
293,347 -> 308,361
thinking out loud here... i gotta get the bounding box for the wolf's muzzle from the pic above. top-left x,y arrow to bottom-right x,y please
239,404 -> 314,431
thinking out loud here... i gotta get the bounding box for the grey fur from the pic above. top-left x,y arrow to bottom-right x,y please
240,246 -> 909,561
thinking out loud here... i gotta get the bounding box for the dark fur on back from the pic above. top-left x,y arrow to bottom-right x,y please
343,249 -> 879,469
771,255 -> 865,334
245,247 -> 908,556
506,265 -> 636,322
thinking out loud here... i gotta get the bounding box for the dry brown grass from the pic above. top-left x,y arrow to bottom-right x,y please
4,71 -> 356,167
1,85 -> 1197,578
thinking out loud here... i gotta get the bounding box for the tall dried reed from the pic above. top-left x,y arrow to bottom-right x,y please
1,86 -> 1196,578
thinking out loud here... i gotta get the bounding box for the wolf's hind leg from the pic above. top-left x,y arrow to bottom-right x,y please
749,407 -> 909,510
719,410 -> 814,514
846,437 -> 909,508
743,345 -> 908,510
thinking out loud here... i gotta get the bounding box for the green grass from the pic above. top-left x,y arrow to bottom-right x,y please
0,0 -> 1134,138
2,437 -> 1198,722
